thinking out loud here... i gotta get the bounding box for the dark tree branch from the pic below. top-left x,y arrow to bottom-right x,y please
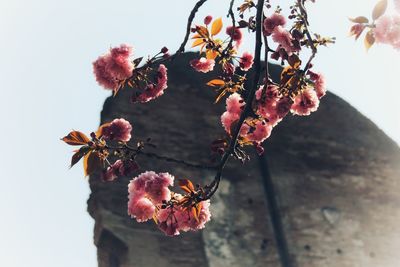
138,151 -> 217,170
262,13 -> 270,84
173,0 -> 209,58
297,0 -> 317,71
222,0 -> 236,56
106,145 -> 217,170
204,0 -> 265,200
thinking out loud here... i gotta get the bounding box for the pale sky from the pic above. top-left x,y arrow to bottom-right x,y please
0,1 -> 398,267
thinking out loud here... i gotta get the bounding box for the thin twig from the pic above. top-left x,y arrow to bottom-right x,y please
173,0 -> 209,59
262,13 -> 270,84
139,151 -> 217,170
106,145 -> 217,170
221,0 -> 236,56
297,0 -> 317,71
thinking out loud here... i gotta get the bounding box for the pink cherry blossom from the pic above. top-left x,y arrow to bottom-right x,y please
135,64 -> 168,103
275,97 -> 292,118
221,111 -> 240,134
145,180 -> 172,204
255,85 -> 285,126
290,88 -> 320,116
157,207 -> 181,236
221,93 -> 245,134
226,92 -> 245,114
204,15 -> 213,25
239,52 -> 254,71
102,160 -> 124,182
263,13 -> 287,36
226,26 -> 243,47
190,58 -> 215,73
374,14 -> 400,49
395,0 -> 400,14
308,71 -> 327,99
176,200 -> 211,231
103,159 -> 139,181
92,56 -> 118,90
130,171 -> 173,205
102,118 -> 132,142
256,85 -> 280,103
272,26 -> 295,53
244,120 -> 273,143
128,197 -> 156,223
93,44 -> 134,90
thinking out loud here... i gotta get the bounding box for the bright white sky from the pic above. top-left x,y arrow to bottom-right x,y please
0,0 -> 398,266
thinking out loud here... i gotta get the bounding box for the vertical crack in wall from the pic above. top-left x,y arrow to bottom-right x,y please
258,153 -> 295,267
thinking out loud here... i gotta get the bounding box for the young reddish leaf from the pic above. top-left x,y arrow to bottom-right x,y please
83,151 -> 102,177
207,79 -> 225,87
288,54 -> 302,69
196,202 -> 202,219
280,66 -> 297,85
214,88 -> 228,103
206,49 -> 218,60
211,18 -> 223,36
62,131 -> 90,146
133,57 -> 143,67
96,122 -> 111,138
113,83 -> 123,96
191,206 -> 199,222
372,0 -> 388,21
349,16 -> 369,24
196,26 -> 209,38
192,39 -> 205,48
349,24 -> 366,40
191,33 -> 202,39
178,179 -> 195,193
70,146 -> 92,168
364,30 -> 375,51
152,212 -> 159,224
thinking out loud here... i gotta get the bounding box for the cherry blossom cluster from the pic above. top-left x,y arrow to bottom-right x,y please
374,13 -> 400,49
128,172 -> 211,236
62,118 -> 141,179
63,0 -> 339,237
93,44 -> 170,103
221,70 -> 326,150
189,16 -> 253,76
350,0 -> 400,50
191,2 -> 331,153
93,44 -> 134,90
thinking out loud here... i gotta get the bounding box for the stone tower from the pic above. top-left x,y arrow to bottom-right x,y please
87,53 -> 400,267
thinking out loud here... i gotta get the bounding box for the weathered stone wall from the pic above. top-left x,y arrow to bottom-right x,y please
87,53 -> 400,267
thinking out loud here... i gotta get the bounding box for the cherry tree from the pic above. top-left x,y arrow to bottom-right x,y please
62,0 -> 398,236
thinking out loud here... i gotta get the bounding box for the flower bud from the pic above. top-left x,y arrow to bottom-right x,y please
204,15 -> 213,25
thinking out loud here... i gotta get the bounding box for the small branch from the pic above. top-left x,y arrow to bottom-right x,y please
262,13 -> 270,84
204,0 -> 265,200
297,0 -> 317,71
222,0 -> 236,56
138,151 -> 217,170
106,144 -> 217,170
173,0 -> 209,58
